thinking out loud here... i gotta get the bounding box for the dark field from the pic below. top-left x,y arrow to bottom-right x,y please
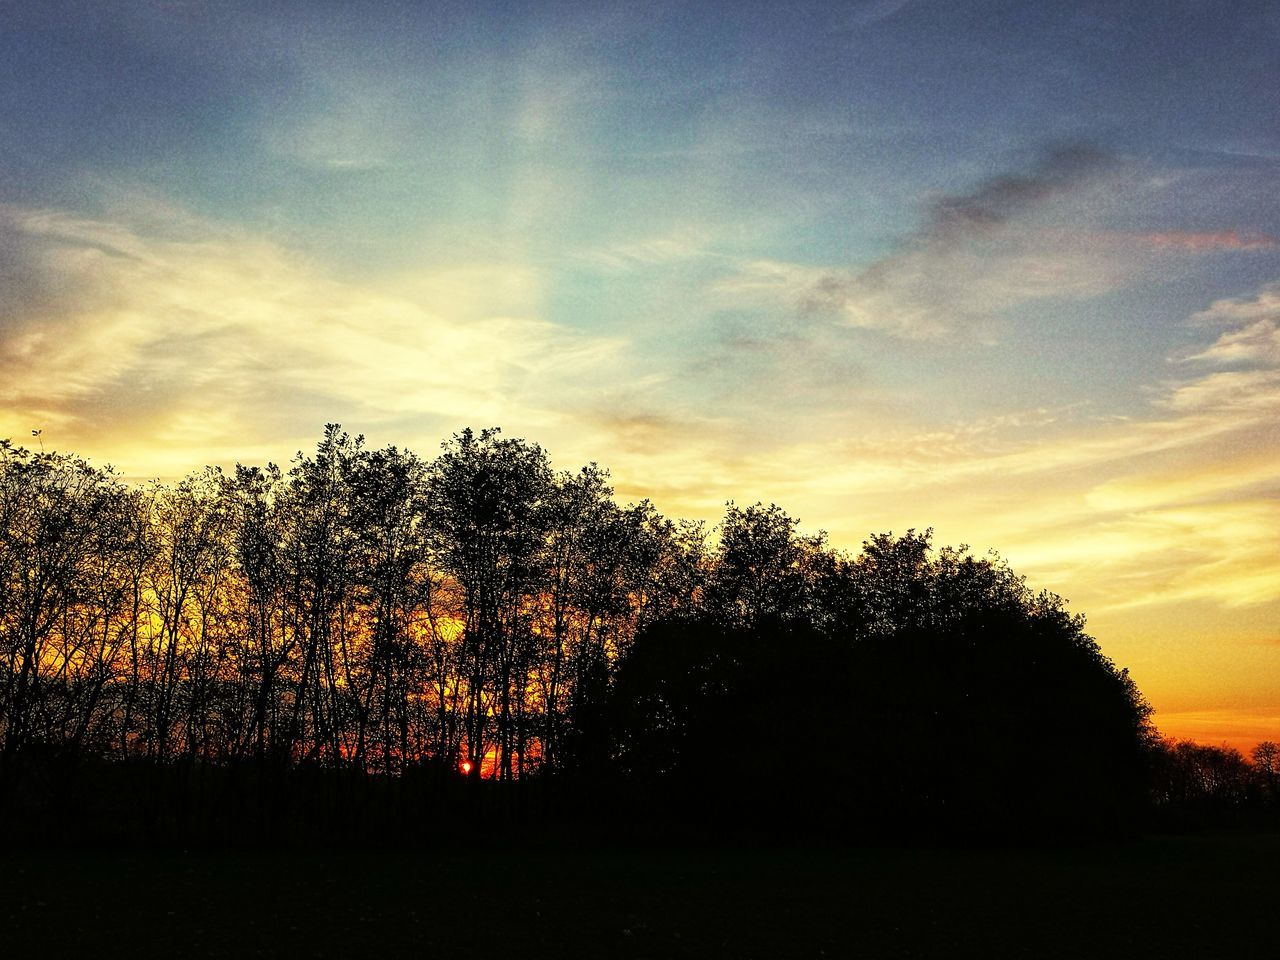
3,832 -> 1277,959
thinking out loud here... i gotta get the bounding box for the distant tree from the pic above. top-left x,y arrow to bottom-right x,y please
223,462 -> 289,764
276,425 -> 365,765
1151,739 -> 1254,812
626,507 -> 707,632
610,613 -> 851,823
1251,741 -> 1279,804
534,465 -> 627,772
1252,741 -> 1278,777
845,536 -> 1153,832
345,444 -> 434,775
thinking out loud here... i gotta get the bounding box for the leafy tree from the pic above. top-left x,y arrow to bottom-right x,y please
223,462 -> 288,764
144,468 -> 234,761
425,428 -> 553,780
705,502 -> 825,627
345,444 -> 434,775
0,442 -> 134,778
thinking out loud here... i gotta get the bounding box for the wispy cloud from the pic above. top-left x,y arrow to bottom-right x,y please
1140,229 -> 1277,251
715,146 -> 1279,343
804,144 -> 1130,339
1180,283 -> 1280,368
573,229 -> 715,273
921,144 -> 1115,239
0,202 -> 623,475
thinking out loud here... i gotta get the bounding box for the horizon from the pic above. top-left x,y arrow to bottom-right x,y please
2,1 -> 1277,751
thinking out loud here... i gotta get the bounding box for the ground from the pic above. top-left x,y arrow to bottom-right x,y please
3,831 -> 1276,958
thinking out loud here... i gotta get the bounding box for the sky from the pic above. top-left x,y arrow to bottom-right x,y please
2,0 -> 1278,750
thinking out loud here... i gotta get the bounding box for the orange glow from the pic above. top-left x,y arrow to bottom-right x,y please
460,760 -> 473,775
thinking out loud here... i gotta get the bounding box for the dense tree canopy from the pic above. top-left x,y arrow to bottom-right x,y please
612,529 -> 1155,833
0,428 -> 700,787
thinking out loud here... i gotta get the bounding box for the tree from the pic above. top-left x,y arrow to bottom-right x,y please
425,428 -> 552,780
223,462 -> 288,764
143,468 -> 234,762
704,502 -> 824,627
1251,741 -> 1279,804
345,444 -> 434,775
0,442 -> 134,779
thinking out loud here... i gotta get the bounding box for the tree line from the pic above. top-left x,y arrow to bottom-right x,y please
0,425 -> 1271,840
0,426 -> 701,782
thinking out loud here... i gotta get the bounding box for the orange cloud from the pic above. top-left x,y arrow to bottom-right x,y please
1140,229 -> 1277,251
1154,710 -> 1280,754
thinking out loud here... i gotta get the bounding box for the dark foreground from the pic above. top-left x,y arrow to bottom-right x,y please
3,832 -> 1276,959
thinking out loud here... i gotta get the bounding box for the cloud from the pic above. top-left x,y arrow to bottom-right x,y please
0,202 -> 623,475
4,197 -> 1278,735
716,145 -> 1280,343
1194,324 -> 1280,366
1193,283 -> 1280,328
709,144 -> 1130,340
812,143 -> 1134,339
1140,229 -> 1277,251
9,200 -> 1275,620
573,229 -> 715,273
1180,283 -> 1280,367
921,144 -> 1115,240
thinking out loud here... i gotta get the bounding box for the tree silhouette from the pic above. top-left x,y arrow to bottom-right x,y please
3,426 -> 1257,845
0,442 -> 134,784
424,427 -> 554,780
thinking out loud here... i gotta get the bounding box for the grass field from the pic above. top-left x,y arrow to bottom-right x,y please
3,831 -> 1277,958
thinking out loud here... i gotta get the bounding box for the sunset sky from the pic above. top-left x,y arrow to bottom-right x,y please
2,1 -> 1277,749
